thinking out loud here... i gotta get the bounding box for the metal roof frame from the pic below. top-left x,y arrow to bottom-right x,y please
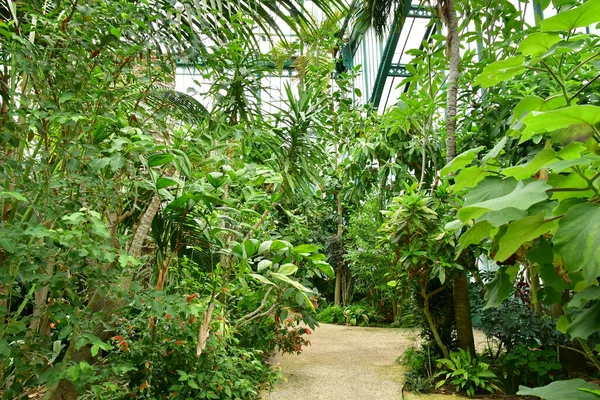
367,2 -> 436,109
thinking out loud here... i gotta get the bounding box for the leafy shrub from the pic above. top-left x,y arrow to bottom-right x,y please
316,304 -> 345,324
479,298 -> 564,350
316,303 -> 385,326
272,312 -> 313,355
399,345 -> 436,378
499,344 -> 563,393
83,292 -> 282,400
397,302 -> 421,328
402,372 -> 434,394
343,305 -> 370,326
435,349 -> 500,398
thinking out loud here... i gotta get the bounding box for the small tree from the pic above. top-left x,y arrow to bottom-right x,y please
382,185 -> 463,358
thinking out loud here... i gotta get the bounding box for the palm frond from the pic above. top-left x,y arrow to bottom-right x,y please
147,87 -> 210,126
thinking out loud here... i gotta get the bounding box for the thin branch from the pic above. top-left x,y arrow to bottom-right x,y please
557,344 -> 590,358
234,287 -> 274,327
427,282 -> 449,298
566,52 -> 600,78
569,73 -> 600,102
573,166 -> 600,195
541,61 -> 570,104
236,302 -> 278,328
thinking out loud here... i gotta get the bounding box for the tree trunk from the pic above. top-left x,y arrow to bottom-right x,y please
444,0 -> 459,165
391,297 -> 399,324
28,255 -> 55,334
334,191 -> 344,305
443,0 -> 476,357
453,275 -> 476,356
334,268 -> 342,306
529,264 -> 542,315
341,266 -> 352,306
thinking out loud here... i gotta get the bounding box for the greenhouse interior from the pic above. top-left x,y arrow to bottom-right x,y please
2,0 -> 600,399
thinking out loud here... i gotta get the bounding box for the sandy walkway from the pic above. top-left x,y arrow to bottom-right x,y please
261,323 -> 468,400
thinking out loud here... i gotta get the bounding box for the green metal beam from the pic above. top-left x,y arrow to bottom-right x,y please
368,0 -> 413,108
533,0 -> 544,24
388,63 -> 410,77
176,59 -> 297,78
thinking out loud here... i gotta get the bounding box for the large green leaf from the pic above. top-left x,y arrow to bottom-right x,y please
495,214 -> 557,262
147,153 -> 174,167
477,208 -> 527,227
557,142 -> 590,159
258,240 -> 273,254
548,172 -> 596,202
521,105 -> 600,143
249,273 -> 276,286
243,239 -> 257,258
548,156 -> 599,173
540,39 -> 586,59
315,261 -> 334,279
553,202 -> 600,283
270,272 -> 312,292
474,56 -> 526,88
540,0 -> 600,31
502,149 -> 557,180
484,265 -> 519,309
292,244 -> 319,254
257,260 -> 272,272
440,146 -> 484,176
551,124 -> 594,146
457,221 -> 494,256
458,180 -> 551,223
1,191 -> 28,202
463,177 -> 518,206
278,263 -> 298,276
567,300 -> 600,340
24,225 -> 51,239
517,379 -> 600,400
566,285 -> 600,312
481,137 -> 508,165
271,240 -> 292,253
207,172 -> 228,189
512,96 -> 567,124
518,32 -> 562,57
156,177 -> 180,189
451,166 -> 493,192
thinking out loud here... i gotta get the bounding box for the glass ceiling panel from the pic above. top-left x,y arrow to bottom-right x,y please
391,17 -> 430,65
379,76 -> 402,113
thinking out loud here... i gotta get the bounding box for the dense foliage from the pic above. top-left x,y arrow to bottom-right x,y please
2,0 -> 600,399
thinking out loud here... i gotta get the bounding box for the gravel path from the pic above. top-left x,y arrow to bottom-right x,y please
261,323 -> 468,400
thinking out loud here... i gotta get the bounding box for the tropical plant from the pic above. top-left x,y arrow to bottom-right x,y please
445,0 -> 600,373
382,185 -> 463,358
400,345 -> 437,379
478,298 -> 564,352
402,372 -> 435,394
435,349 -> 500,398
500,343 -> 563,393
316,304 -> 345,324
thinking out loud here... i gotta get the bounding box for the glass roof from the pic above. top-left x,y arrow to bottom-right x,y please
174,0 -> 600,116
